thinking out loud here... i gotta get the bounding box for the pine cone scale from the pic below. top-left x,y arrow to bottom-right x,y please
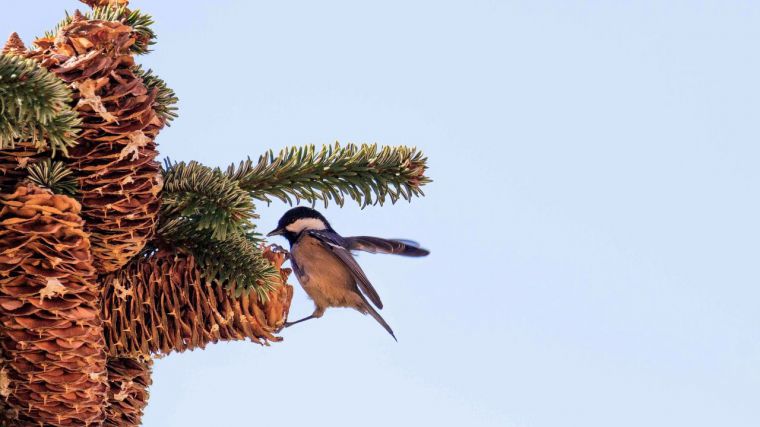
101,248 -> 293,358
104,356 -> 152,427
28,18 -> 165,273
0,184 -> 107,425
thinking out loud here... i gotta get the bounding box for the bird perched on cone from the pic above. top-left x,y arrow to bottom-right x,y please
267,206 -> 429,340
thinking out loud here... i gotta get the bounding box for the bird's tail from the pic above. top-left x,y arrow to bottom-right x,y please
363,302 -> 397,341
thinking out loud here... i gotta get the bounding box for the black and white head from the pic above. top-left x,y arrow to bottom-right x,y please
267,206 -> 332,244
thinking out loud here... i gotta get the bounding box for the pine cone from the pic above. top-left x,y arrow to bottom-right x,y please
2,32 -> 25,55
0,183 -> 107,426
102,248 -> 293,358
104,357 -> 152,427
28,17 -> 165,273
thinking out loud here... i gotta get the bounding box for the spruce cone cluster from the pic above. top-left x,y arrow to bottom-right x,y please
102,248 -> 293,359
0,184 -> 107,425
0,6 -> 297,424
28,14 -> 163,273
104,357 -> 152,427
0,0 -> 430,424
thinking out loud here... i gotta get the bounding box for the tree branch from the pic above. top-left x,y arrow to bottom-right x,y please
226,143 -> 431,207
134,65 -> 178,125
0,55 -> 80,155
161,160 -> 256,241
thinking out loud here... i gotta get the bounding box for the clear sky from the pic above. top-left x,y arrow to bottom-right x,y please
4,1 -> 760,426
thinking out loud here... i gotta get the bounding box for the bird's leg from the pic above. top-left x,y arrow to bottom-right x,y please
283,316 -> 316,328
283,307 -> 324,328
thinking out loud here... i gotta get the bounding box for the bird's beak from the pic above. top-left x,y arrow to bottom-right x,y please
267,227 -> 284,237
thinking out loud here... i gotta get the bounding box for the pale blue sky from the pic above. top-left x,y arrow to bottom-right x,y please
4,1 -> 760,426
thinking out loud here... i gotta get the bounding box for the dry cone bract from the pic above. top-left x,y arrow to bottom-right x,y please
0,184 -> 107,426
29,16 -> 165,273
104,357 -> 152,427
2,33 -> 26,56
102,248 -> 293,358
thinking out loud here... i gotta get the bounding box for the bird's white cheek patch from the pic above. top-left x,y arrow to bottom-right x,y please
286,218 -> 327,233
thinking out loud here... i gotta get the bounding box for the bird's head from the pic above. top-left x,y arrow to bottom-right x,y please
267,206 -> 332,243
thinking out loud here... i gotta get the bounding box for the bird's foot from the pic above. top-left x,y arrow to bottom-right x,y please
268,243 -> 290,260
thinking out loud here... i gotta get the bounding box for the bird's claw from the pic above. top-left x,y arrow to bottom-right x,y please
268,243 -> 290,260
274,320 -> 293,333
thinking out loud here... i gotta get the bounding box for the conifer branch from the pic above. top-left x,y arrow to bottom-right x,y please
226,143 -> 431,207
0,54 -> 80,155
161,160 -> 256,241
159,160 -> 283,295
133,66 -> 178,124
26,159 -> 78,195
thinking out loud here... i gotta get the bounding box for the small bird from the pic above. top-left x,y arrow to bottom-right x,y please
267,206 -> 429,340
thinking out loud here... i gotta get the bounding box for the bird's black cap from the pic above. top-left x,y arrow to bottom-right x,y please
267,207 -> 331,242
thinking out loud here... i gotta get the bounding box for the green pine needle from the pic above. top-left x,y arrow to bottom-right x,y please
161,160 -> 257,241
226,143 -> 431,207
160,160 -> 277,295
0,54 -> 80,156
134,65 -> 178,124
26,159 -> 78,195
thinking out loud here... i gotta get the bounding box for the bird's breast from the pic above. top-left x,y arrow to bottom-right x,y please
291,236 -> 357,295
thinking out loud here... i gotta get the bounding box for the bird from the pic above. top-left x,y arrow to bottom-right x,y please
267,206 -> 429,340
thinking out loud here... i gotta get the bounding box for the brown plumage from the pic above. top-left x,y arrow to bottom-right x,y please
291,235 -> 369,315
289,233 -> 396,340
269,206 -> 430,340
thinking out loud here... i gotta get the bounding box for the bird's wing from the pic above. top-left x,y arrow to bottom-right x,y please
307,230 -> 384,309
289,255 -> 305,281
345,236 -> 430,257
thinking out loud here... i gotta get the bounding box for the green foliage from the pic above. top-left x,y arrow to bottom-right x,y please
46,5 -> 156,54
134,66 -> 178,124
0,54 -> 80,155
226,143 -> 431,207
157,218 -> 280,299
159,160 -> 279,294
161,159 -> 256,241
26,158 -> 78,195
117,7 -> 156,54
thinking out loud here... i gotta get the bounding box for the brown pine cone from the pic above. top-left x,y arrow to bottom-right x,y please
102,248 -> 294,359
2,32 -> 25,55
0,183 -> 107,426
104,357 -> 152,427
29,17 -> 166,273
